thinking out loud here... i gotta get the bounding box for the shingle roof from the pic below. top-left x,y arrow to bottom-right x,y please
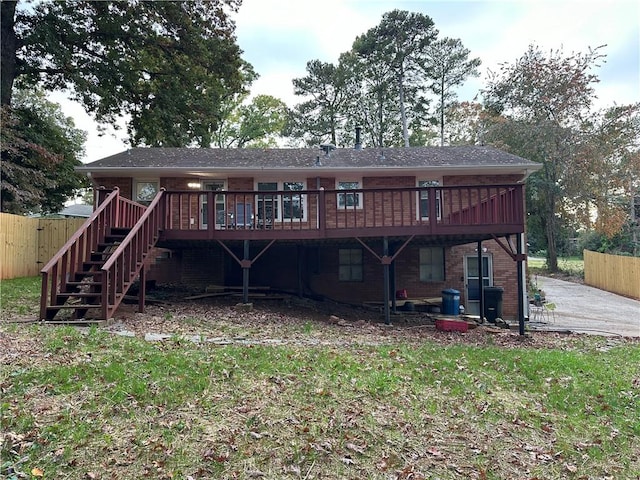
79,146 -> 539,171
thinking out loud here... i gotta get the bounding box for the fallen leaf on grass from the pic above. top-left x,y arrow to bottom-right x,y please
345,442 -> 366,454
426,447 -> 444,457
31,467 -> 44,477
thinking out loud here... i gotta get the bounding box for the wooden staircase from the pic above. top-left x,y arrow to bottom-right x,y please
40,187 -> 165,323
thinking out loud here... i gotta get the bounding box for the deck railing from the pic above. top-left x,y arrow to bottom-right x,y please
39,187 -> 146,320
100,189 -> 165,319
160,183 -> 525,240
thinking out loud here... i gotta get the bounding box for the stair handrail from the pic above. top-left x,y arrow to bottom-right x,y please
99,189 -> 166,319
39,187 -> 122,320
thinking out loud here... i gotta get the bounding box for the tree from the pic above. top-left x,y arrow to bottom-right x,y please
443,101 -> 492,145
424,38 -> 481,146
568,104 -> 640,248
1,0 -> 246,147
1,89 -> 87,214
483,45 -> 605,271
353,10 -> 437,147
289,59 -> 355,147
213,94 -> 288,148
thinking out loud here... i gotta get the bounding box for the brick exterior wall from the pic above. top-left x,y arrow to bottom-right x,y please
204,240 -> 520,319
145,246 -> 225,288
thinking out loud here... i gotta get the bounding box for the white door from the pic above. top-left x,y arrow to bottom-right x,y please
200,181 -> 226,229
464,254 -> 493,315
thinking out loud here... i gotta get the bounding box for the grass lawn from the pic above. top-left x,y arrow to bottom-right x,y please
1,277 -> 639,479
528,256 -> 585,280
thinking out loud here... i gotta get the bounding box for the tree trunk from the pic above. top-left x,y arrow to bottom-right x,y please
439,75 -> 445,146
1,1 -> 18,106
545,192 -> 559,272
398,72 -> 409,147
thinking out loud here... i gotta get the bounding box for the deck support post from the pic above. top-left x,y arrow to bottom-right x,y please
138,266 -> 146,313
517,233 -> 526,335
390,242 -> 397,314
478,240 -> 485,322
242,240 -> 250,304
383,237 -> 390,325
297,245 -> 304,298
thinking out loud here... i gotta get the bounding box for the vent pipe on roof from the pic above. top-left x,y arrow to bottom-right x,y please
315,156 -> 322,166
354,126 -> 362,150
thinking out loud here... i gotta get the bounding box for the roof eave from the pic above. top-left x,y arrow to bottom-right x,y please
78,163 -> 542,179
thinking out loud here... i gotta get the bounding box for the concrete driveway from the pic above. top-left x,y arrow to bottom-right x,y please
527,275 -> 640,337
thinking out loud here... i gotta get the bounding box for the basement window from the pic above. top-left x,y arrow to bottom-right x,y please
419,247 -> 445,282
338,248 -> 363,282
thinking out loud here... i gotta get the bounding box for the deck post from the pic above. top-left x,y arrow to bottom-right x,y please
517,233 -> 526,335
242,240 -> 250,304
138,265 -> 146,313
383,237 -> 390,325
478,241 -> 485,322
390,242 -> 397,314
297,245 -> 304,298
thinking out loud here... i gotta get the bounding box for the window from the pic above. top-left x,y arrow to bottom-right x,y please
337,181 -> 362,209
419,247 -> 445,282
201,181 -> 226,228
256,181 -> 306,224
257,182 -> 278,226
283,182 -> 304,220
134,180 -> 159,204
418,180 -> 441,220
339,248 -> 363,282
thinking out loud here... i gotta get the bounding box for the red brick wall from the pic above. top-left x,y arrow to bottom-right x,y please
250,241 -> 519,318
443,174 -> 522,186
92,177 -> 133,199
146,246 -> 225,288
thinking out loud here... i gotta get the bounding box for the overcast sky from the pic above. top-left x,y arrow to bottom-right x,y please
57,0 -> 639,163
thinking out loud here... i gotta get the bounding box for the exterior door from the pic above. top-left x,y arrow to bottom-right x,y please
200,181 -> 226,229
464,254 -> 493,315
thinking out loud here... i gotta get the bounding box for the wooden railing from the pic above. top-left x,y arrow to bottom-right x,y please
161,184 -> 525,240
100,190 -> 165,319
39,187 -> 147,320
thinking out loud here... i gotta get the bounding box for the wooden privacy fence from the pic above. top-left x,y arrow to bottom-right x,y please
0,213 -> 85,280
584,250 -> 640,300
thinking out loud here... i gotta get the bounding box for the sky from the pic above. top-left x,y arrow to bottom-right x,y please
54,0 -> 640,163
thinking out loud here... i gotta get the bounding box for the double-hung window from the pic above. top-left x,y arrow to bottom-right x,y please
337,180 -> 362,209
419,247 -> 445,282
418,180 -> 441,220
338,248 -> 363,281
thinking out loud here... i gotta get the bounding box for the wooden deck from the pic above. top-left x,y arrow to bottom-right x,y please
159,184 -> 525,242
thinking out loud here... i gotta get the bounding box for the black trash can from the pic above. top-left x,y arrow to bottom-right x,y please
441,289 -> 460,315
484,286 -> 504,323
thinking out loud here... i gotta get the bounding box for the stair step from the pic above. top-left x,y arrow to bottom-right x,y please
46,304 -> 102,310
66,281 -> 102,287
57,292 -> 102,298
42,319 -> 111,325
98,242 -> 121,248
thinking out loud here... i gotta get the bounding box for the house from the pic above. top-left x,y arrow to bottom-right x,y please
40,144 -> 541,330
